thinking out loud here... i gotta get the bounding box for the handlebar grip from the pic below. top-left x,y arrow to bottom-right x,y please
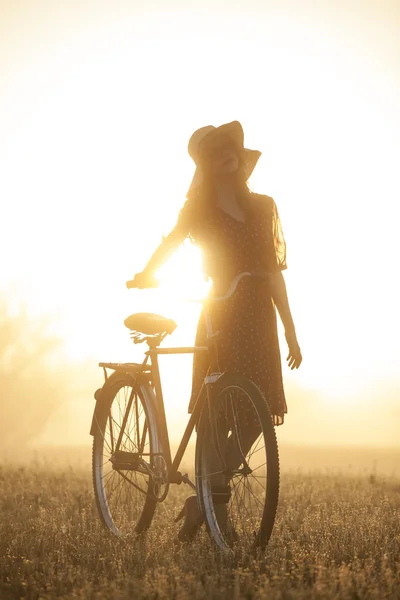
126,277 -> 159,289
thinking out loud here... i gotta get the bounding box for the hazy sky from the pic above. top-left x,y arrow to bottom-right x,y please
1,0 -> 399,447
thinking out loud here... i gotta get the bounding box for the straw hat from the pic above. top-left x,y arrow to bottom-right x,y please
187,120 -> 261,194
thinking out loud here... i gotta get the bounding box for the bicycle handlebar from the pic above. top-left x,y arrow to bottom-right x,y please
126,277 -> 158,289
210,271 -> 270,302
126,271 -> 270,300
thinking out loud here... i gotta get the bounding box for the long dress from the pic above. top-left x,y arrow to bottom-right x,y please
173,192 -> 288,425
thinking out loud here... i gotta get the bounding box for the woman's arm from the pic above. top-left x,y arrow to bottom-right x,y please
131,200 -> 192,287
260,195 -> 302,368
142,227 -> 186,275
268,271 -> 295,332
131,226 -> 187,288
269,271 -> 302,369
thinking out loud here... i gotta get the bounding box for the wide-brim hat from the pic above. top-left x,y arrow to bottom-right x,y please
187,120 -> 261,195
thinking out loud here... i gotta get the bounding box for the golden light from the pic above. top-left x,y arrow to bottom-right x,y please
1,3 -> 399,446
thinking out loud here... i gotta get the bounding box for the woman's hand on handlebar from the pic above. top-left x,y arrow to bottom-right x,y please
126,271 -> 159,289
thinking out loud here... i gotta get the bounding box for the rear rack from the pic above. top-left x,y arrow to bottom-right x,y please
99,362 -> 151,372
98,362 -> 152,383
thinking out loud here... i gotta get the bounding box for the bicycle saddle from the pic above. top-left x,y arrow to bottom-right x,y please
124,312 -> 177,335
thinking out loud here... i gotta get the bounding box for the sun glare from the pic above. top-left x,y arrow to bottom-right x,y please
1,1 -> 399,448
155,243 -> 210,304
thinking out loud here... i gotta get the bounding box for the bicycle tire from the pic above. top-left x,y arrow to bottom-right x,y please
195,372 -> 280,554
92,372 -> 162,536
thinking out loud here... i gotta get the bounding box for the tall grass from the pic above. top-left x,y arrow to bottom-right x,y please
0,460 -> 399,599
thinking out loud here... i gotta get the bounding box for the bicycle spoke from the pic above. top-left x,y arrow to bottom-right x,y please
252,461 -> 267,472
139,421 -> 148,453
108,413 -> 115,453
249,472 -> 267,493
111,416 -> 137,450
248,433 -> 264,460
102,469 -> 117,490
114,469 -> 149,496
197,469 -> 226,479
102,426 -> 113,454
247,439 -> 265,461
243,480 -> 265,508
106,472 -> 125,503
127,392 -> 136,446
134,395 -> 140,449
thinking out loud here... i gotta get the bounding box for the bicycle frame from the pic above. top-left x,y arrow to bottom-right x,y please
145,344 -> 209,486
96,297 -> 224,491
96,272 -> 262,490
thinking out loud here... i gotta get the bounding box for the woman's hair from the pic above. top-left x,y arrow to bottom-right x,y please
178,150 -> 252,242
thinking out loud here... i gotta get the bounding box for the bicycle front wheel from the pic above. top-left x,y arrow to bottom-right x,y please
195,373 -> 280,554
92,372 -> 162,537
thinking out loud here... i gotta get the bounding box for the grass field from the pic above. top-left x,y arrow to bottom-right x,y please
1,447 -> 399,599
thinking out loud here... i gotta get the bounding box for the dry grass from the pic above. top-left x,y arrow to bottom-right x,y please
1,453 -> 399,600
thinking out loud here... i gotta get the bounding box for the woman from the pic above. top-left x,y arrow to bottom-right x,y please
131,120 -> 302,539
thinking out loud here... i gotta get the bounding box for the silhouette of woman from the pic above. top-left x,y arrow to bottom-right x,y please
131,120 -> 302,539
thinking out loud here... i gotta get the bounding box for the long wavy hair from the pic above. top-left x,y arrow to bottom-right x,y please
178,150 -> 252,243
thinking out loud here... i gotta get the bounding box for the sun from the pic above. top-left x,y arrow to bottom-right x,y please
154,242 -> 211,308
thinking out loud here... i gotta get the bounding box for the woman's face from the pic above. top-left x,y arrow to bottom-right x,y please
200,134 -> 240,177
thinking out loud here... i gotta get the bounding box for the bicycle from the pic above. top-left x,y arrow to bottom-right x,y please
90,271 -> 280,554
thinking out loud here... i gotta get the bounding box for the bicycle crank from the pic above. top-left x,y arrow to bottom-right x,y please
152,455 -> 169,502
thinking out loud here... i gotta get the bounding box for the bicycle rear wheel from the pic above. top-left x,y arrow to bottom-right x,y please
195,373 -> 280,554
92,372 -> 162,536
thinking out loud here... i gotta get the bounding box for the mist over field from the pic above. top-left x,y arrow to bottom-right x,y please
1,294 -> 400,453
0,299 -> 66,450
0,296 -> 97,454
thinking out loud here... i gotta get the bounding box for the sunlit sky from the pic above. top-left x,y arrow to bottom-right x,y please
1,0 -> 399,447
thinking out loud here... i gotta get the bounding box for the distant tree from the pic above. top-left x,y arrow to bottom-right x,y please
0,300 -> 73,451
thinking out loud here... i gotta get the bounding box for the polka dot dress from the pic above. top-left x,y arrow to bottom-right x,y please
187,193 -> 288,426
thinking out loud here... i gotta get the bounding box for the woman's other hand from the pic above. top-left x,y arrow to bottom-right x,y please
285,329 -> 302,369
